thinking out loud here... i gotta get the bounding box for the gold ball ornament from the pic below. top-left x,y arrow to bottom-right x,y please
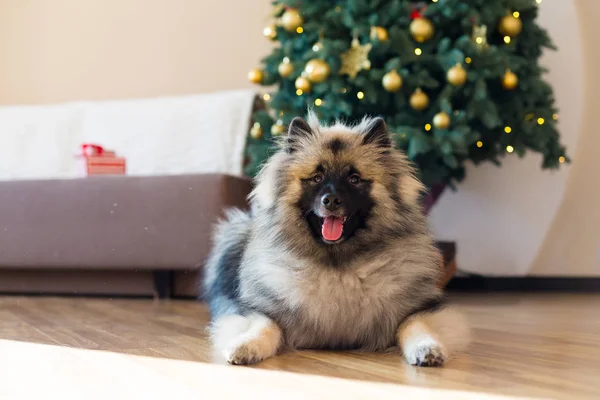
433,112 -> 451,129
382,70 -> 403,92
247,68 -> 264,84
370,26 -> 389,41
295,76 -> 312,92
447,63 -> 467,86
304,59 -> 330,83
263,24 -> 277,41
271,120 -> 286,135
410,17 -> 435,43
278,60 -> 294,78
498,14 -> 523,37
409,89 -> 429,111
502,69 -> 519,90
280,8 -> 303,32
250,123 -> 263,139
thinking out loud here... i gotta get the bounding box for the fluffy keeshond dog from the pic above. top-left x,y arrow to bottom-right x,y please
203,113 -> 469,366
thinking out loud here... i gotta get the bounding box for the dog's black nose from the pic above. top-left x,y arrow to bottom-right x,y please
321,193 -> 342,211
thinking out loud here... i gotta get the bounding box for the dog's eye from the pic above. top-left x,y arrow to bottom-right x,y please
349,174 -> 361,185
312,174 -> 323,184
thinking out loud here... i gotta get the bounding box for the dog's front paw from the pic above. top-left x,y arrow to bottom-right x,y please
223,340 -> 269,365
221,319 -> 282,365
404,339 -> 447,367
213,313 -> 282,366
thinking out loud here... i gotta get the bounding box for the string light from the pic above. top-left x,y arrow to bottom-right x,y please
425,124 -> 432,131
504,126 -> 512,133
476,141 -> 483,148
504,36 -> 511,44
357,91 -> 365,99
296,89 -> 303,96
314,98 -> 323,106
414,48 -> 422,56
559,156 -> 565,163
296,27 -> 304,34
341,88 -> 347,94
553,114 -> 559,120
263,94 -> 271,101
513,11 -> 520,18
432,0 -> 438,2
537,117 -> 545,125
536,0 -> 542,4
465,57 -> 472,64
475,37 -> 483,44
506,145 -> 514,153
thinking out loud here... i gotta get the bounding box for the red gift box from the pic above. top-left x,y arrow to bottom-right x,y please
77,144 -> 126,176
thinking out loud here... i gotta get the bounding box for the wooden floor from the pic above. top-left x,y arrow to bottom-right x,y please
1,293 -> 599,399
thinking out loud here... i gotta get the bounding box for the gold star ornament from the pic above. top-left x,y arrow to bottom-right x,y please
339,38 -> 372,78
472,24 -> 489,51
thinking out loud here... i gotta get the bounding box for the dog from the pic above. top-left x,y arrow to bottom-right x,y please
203,113 -> 469,366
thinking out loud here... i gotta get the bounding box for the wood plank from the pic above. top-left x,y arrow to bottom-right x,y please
0,293 -> 598,399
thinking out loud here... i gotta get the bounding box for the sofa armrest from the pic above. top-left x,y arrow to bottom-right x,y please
0,174 -> 252,271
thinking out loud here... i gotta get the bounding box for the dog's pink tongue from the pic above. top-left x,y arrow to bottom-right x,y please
322,216 -> 344,241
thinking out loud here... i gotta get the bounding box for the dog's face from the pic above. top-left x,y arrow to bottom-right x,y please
297,148 -> 375,244
280,116 -> 414,246
250,114 -> 424,262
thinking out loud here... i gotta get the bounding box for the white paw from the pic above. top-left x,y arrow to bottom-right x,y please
223,340 -> 270,365
404,339 -> 447,367
213,313 -> 282,365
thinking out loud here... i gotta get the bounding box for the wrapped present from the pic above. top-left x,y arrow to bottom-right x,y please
77,144 -> 126,176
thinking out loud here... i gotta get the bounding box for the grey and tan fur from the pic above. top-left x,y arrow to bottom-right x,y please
203,113 -> 469,366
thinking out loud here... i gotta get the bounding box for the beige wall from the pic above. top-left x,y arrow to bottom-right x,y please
0,0 -> 597,275
0,0 -> 272,104
530,1 -> 600,276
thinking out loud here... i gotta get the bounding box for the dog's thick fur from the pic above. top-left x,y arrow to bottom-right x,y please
203,113 -> 469,366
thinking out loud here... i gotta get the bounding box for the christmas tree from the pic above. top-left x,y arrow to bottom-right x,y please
245,0 -> 568,191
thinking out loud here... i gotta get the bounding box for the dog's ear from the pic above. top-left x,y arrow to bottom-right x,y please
362,117 -> 391,148
286,117 -> 313,153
